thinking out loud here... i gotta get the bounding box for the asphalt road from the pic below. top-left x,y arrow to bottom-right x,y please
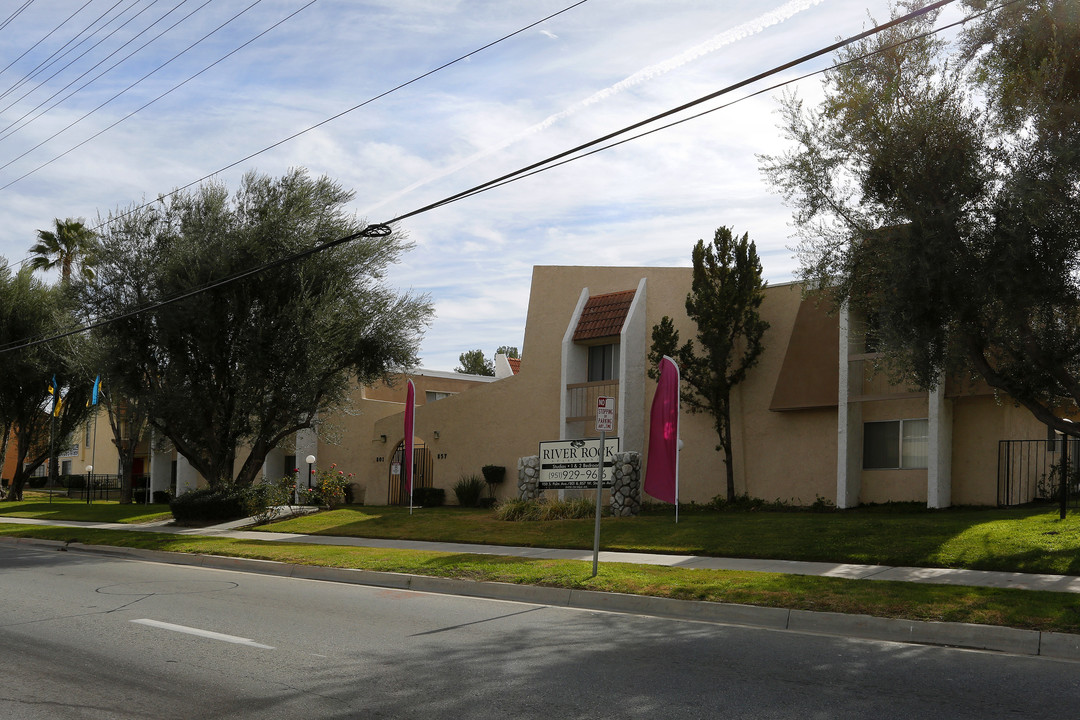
1,543 -> 1078,719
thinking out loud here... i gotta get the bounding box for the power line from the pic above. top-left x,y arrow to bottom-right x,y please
0,0 -> 93,80
0,0 -> 130,103
0,0 -> 968,355
1,0 -> 592,274
0,0 -> 174,137
0,0 -> 590,196
0,1 -> 37,34
0,0 -> 270,178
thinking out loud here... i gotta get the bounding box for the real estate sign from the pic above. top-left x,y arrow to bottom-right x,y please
538,438 -> 621,489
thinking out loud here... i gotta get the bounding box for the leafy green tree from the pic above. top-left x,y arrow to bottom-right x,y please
760,1 -> 1080,438
496,346 -> 520,359
648,227 -> 769,501
28,218 -> 97,283
455,349 -> 495,376
80,169 -> 432,489
0,264 -> 92,500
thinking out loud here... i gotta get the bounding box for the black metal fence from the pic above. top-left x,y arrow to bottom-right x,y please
997,439 -> 1080,508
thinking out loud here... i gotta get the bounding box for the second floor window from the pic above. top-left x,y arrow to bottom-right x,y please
588,343 -> 620,382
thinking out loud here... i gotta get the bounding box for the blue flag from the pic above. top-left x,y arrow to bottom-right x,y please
92,376 -> 101,405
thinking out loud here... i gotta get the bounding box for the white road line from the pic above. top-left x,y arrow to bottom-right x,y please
131,619 -> 274,649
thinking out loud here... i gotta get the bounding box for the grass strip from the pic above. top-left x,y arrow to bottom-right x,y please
261,505 -> 1080,576
0,498 -> 172,524
3,522 -> 1079,635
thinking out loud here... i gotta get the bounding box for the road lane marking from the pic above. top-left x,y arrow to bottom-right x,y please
131,619 -> 274,649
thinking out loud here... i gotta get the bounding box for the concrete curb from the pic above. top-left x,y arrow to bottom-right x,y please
7,535 -> 1079,661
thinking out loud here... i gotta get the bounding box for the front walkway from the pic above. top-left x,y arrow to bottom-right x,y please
3,514 -> 1080,594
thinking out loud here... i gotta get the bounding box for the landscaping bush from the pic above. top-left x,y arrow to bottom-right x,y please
169,487 -> 250,523
413,487 -> 445,507
27,476 -> 49,488
152,490 -> 171,504
495,497 -> 597,521
453,474 -> 486,507
481,465 -> 506,485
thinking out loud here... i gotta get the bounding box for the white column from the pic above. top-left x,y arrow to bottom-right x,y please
928,380 -> 953,508
175,454 -> 199,497
836,304 -> 862,508
262,447 -> 285,485
295,428 -> 318,489
149,432 -> 171,499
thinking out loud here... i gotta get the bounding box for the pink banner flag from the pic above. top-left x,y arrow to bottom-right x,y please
644,356 -> 679,504
404,379 -> 415,499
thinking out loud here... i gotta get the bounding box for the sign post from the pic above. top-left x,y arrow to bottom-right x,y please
592,396 -> 615,577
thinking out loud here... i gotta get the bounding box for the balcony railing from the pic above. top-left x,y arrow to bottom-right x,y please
566,380 -> 619,428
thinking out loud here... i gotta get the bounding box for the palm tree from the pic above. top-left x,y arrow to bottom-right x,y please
28,218 -> 97,283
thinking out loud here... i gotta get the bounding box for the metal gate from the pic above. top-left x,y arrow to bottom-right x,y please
387,439 -> 432,505
997,439 -> 1080,508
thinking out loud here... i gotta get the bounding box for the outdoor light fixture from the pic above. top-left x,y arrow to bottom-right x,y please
85,465 -> 93,506
306,454 -> 316,490
380,434 -> 387,443
433,430 -> 440,440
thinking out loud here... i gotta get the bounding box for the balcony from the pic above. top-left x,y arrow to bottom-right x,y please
566,380 -> 619,431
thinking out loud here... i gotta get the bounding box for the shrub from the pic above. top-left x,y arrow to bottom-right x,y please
169,487 -> 250,523
152,490 -> 171,504
27,476 -> 49,488
495,497 -> 597,521
481,465 -> 506,485
246,482 -> 289,523
413,487 -> 445,507
454,474 -> 486,507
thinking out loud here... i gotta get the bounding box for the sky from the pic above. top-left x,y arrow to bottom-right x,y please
0,0 -> 967,370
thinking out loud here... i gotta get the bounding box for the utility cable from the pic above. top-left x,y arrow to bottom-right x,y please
0,0 -> 92,81
0,0 -> 173,136
0,0 -> 974,355
1,0 -> 591,274
0,0 -> 129,104
0,1 -> 36,34
0,0 -> 269,176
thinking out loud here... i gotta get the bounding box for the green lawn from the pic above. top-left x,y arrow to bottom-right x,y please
0,498 -> 172,524
261,503 -> 1080,576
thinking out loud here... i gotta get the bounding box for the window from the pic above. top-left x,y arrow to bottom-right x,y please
587,343 -> 620,382
863,419 -> 928,469
426,391 -> 455,402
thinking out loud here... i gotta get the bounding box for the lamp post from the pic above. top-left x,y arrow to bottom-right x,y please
85,465 -> 93,505
306,454 -> 316,491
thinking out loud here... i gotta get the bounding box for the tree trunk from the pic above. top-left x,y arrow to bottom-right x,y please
722,417 -> 735,502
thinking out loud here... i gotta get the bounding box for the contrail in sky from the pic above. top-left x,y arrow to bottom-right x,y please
362,0 -> 826,217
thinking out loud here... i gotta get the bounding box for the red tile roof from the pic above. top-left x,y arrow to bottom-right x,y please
573,289 -> 636,341
508,357 -> 521,374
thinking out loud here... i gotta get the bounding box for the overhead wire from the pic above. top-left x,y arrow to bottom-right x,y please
0,0 -> 592,274
0,1 -> 37,34
0,0 -> 130,103
0,0 -> 270,178
0,0 -> 978,356
0,0 -> 591,196
0,0 -> 92,81
0,0 -> 174,137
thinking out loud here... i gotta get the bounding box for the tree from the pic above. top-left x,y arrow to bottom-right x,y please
495,346 -> 520,359
648,227 -> 769,501
80,169 -> 432,489
760,1 -> 1080,439
0,264 -> 92,501
28,218 -> 97,283
455,349 -> 495,376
